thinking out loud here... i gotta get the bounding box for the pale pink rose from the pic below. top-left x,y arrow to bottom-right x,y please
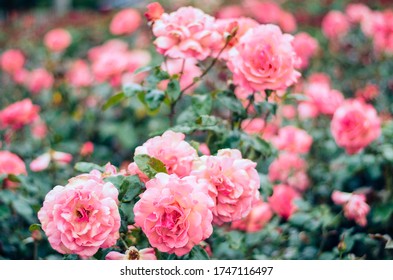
0,99 -> 40,130
268,153 -> 309,192
281,105 -> 297,120
268,184 -> 300,220
44,28 -> 72,52
145,2 -> 164,22
91,51 -> 129,86
134,173 -> 214,256
227,24 -> 301,92
369,10 -> 393,54
110,8 -> 141,36
308,72 -> 331,85
231,200 -> 273,232
0,49 -> 25,74
331,191 -> 370,226
0,150 -> 27,188
198,143 -> 211,155
278,11 -> 297,33
106,246 -> 156,260
126,50 -> 151,74
31,118 -> 47,139
322,11 -> 350,40
133,130 -> 198,178
80,141 -> 94,157
215,5 -> 245,19
12,68 -> 29,85
26,68 -> 54,94
191,149 -> 260,225
272,126 -> 313,154
52,151 -> 73,165
298,102 -> 319,119
152,6 -> 221,60
127,162 -> 150,183
245,0 -> 281,24
66,60 -> 93,88
88,39 -> 128,62
345,3 -> 371,23
292,32 -> 319,69
360,11 -> 383,38
355,84 -> 379,101
303,82 -> 344,116
331,99 -> 381,154
37,172 -> 121,258
159,58 -> 202,93
30,153 -> 51,172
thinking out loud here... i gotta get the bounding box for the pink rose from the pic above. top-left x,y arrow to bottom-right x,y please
303,82 -> 344,116
30,150 -> 73,172
298,102 -> 319,119
26,68 -> 54,94
152,6 -> 221,60
331,99 -> 381,154
231,200 -> 272,232
66,60 -> 93,88
145,2 -> 164,22
331,191 -> 370,226
241,118 -> 266,136
0,49 -> 25,74
12,68 -> 29,85
268,184 -> 300,220
227,24 -> 300,92
131,130 -> 198,179
134,173 -> 214,256
0,99 -> 40,130
44,28 -> 72,52
80,142 -> 94,157
322,11 -> 350,40
191,149 -> 260,225
88,39 -> 128,61
106,246 -> 156,260
278,11 -> 297,33
110,8 -> 141,36
345,3 -> 371,23
268,153 -> 309,192
0,150 -> 27,188
272,126 -> 313,154
31,118 -> 48,139
292,32 -> 319,69
215,5 -> 245,19
370,10 -> 393,54
37,171 -> 121,258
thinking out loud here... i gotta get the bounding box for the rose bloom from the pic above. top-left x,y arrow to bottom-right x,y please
191,149 -> 260,225
231,200 -> 272,232
12,68 -> 29,85
345,3 -> 371,23
331,99 -> 381,154
0,99 -> 40,130
30,150 -> 73,172
110,8 -> 141,36
268,184 -> 300,220
370,10 -> 393,54
355,84 -> 379,101
66,60 -> 93,88
26,68 -> 54,94
268,153 -> 309,192
227,24 -> 300,92
31,118 -> 48,139
106,246 -> 156,260
80,141 -> 94,157
158,58 -> 201,93
215,5 -> 245,19
44,28 -> 72,52
303,82 -> 344,116
332,191 -> 370,226
91,51 -> 129,87
129,130 -> 198,180
0,49 -> 25,74
278,11 -> 297,33
145,2 -> 165,22
0,150 -> 27,188
298,102 -> 319,119
272,126 -> 313,154
321,11 -> 350,40
152,6 -> 221,60
292,32 -> 319,69
134,173 -> 214,256
88,39 -> 128,61
37,171 -> 121,258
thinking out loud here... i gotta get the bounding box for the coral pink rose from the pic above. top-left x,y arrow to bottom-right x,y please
44,28 -> 72,52
0,49 -> 25,74
231,200 -> 273,232
292,32 -> 319,69
37,171 -> 121,258
227,24 -> 300,92
66,60 -> 93,88
268,184 -> 300,220
0,150 -> 27,188
272,126 -> 313,154
322,11 -> 350,40
110,8 -> 141,36
130,130 -> 198,179
134,173 -> 214,256
268,153 -> 309,192
191,149 -> 260,225
331,99 -> 381,154
0,99 -> 40,130
26,68 -> 54,94
152,6 -> 221,60
145,2 -> 164,22
106,246 -> 156,260
332,191 -> 370,226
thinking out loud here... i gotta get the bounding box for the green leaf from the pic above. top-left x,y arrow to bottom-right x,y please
218,95 -> 246,116
145,89 -> 165,110
12,199 -> 33,221
123,83 -> 144,97
166,79 -> 181,102
185,246 -> 210,260
134,65 -> 153,75
192,94 -> 213,115
74,162 -> 104,173
29,224 -> 41,232
134,154 -> 167,179
289,213 -> 311,226
102,92 -> 126,111
119,175 -> 143,203
153,67 -> 170,80
196,115 -> 219,126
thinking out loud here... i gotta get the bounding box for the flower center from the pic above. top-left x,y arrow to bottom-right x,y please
76,208 -> 90,222
127,249 -> 140,260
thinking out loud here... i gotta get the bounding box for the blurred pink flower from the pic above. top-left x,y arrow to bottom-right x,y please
331,99 -> 381,154
0,49 -> 25,74
215,5 -> 245,19
292,32 -> 319,69
38,171 -> 121,258
322,11 -> 350,40
31,118 -> 48,139
227,24 -> 300,92
106,246 -> 156,260
0,99 -> 40,130
44,28 -> 72,52
231,200 -> 273,232
332,191 -> 370,226
80,142 -> 94,157
0,150 -> 27,188
145,2 -> 164,22
66,60 -> 93,88
272,126 -> 313,154
110,8 -> 141,36
345,3 -> 371,23
191,149 -> 260,225
268,184 -> 300,220
26,68 -> 54,94
30,150 -> 72,172
134,173 -> 214,256
355,84 -> 379,101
